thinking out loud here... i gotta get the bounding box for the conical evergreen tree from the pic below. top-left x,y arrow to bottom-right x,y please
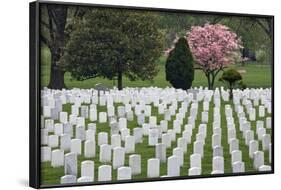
165,37 -> 194,90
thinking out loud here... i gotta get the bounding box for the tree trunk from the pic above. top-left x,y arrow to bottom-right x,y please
45,5 -> 68,89
229,82 -> 234,100
206,73 -> 211,90
47,54 -> 66,89
210,73 -> 216,90
117,71 -> 123,90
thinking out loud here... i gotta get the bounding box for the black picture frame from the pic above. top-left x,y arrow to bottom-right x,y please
29,0 -> 274,188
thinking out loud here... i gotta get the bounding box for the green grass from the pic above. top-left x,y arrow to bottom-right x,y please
40,47 -> 272,89
41,98 -> 271,186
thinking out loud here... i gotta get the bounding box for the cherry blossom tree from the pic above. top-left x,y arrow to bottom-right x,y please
187,24 -> 242,89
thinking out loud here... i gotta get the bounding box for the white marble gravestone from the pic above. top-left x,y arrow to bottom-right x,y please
162,133 -> 171,148
245,130 -> 254,146
147,158 -> 160,178
229,138 -> 239,154
48,135 -> 59,148
129,154 -> 141,175
133,127 -> 143,143
99,112 -> 107,123
254,151 -> 264,169
262,134 -> 270,151
98,132 -> 108,146
212,134 -> 221,148
71,139 -> 82,155
60,175 -> 77,184
99,144 -> 111,163
51,149 -> 64,167
41,146 -> 51,162
64,152 -> 77,176
75,125 -> 85,141
232,161 -> 245,173
111,134 -> 121,149
190,153 -> 201,169
113,147 -> 125,169
173,147 -> 184,166
231,150 -> 242,164
258,165 -> 271,171
148,128 -> 159,146
81,160 -> 94,180
60,134 -> 71,151
98,165 -> 112,181
167,155 -> 180,177
177,137 -> 187,153
59,112 -> 68,124
249,140 -> 259,159
188,167 -> 201,176
84,140 -> 96,158
125,135 -> 135,153
193,141 -> 204,158
155,143 -> 166,163
86,129 -> 95,141
212,156 -> 224,172
117,167 -> 132,180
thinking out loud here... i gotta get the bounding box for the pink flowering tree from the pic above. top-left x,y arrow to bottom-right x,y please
187,24 -> 242,89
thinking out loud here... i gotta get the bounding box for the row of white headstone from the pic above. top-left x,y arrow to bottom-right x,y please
41,87 -> 272,183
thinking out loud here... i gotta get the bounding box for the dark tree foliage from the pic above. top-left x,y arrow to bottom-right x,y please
60,9 -> 164,90
219,68 -> 244,99
165,37 -> 194,90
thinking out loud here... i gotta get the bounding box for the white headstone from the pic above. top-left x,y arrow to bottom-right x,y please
98,132 -> 108,146
167,155 -> 180,177
48,135 -> 59,148
231,150 -> 242,164
64,153 -> 77,176
99,144 -> 111,163
212,156 -> 224,172
129,154 -> 141,175
71,139 -> 82,155
113,147 -> 125,169
117,167 -> 132,180
60,175 -> 77,184
99,112 -> 107,123
253,151 -> 264,169
60,134 -> 71,151
147,158 -> 160,178
98,165 -> 112,181
262,134 -> 271,151
84,140 -> 96,158
173,147 -> 184,166
125,135 -> 135,153
190,153 -> 201,168
188,167 -> 201,176
193,141 -> 204,158
41,146 -> 51,162
232,161 -> 245,173
249,140 -> 259,159
162,133 -> 171,148
111,134 -> 121,149
51,149 -> 64,167
81,160 -> 94,180
155,143 -> 166,163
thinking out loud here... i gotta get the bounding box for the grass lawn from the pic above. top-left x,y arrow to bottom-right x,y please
41,98 -> 271,186
40,47 -> 272,89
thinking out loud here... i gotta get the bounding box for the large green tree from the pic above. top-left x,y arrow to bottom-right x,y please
60,9 -> 164,90
165,37 -> 194,90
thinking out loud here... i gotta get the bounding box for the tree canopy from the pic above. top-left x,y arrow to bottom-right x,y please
60,9 -> 164,90
165,37 -> 194,90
